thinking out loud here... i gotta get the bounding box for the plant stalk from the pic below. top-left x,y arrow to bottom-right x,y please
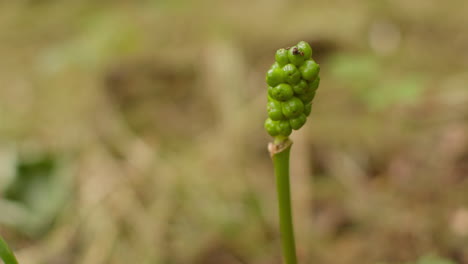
270,139 -> 297,264
0,235 -> 18,264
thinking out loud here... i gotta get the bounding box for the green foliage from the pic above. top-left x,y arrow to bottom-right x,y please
0,152 -> 72,236
377,255 -> 456,264
329,53 -> 425,110
0,235 -> 18,264
412,256 -> 456,264
264,41 -> 321,137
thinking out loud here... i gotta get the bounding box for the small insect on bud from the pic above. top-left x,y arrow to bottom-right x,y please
282,96 -> 304,118
287,46 -> 305,66
289,113 -> 307,130
299,60 -> 320,81
297,41 -> 312,59
266,67 -> 285,87
282,64 -> 301,85
267,99 -> 286,121
268,83 -> 294,101
275,48 -> 290,66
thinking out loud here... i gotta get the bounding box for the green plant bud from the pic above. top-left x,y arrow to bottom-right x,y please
299,59 -> 320,81
265,41 -> 320,138
289,113 -> 307,130
277,120 -> 292,136
282,96 -> 304,118
297,41 -> 312,59
309,76 -> 320,91
298,90 -> 316,104
303,102 -> 312,116
267,100 -> 285,120
292,79 -> 309,95
275,48 -> 289,66
267,93 -> 274,102
266,67 -> 285,87
270,62 -> 280,70
268,83 -> 293,101
264,118 -> 280,136
267,86 -> 275,99
287,46 -> 305,66
282,64 -> 301,85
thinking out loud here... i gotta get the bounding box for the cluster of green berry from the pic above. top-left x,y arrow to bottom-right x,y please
264,41 -> 321,138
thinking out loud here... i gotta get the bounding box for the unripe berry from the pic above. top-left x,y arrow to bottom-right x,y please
282,64 -> 301,85
275,48 -> 289,66
266,67 -> 285,87
287,46 -> 305,66
299,59 -> 320,81
267,99 -> 285,120
267,94 -> 274,102
303,102 -> 312,116
277,120 -> 292,136
309,76 -> 320,91
292,79 -> 308,95
271,62 -> 280,70
289,114 -> 307,130
282,97 -> 304,118
268,83 -> 293,101
264,118 -> 280,136
265,41 -> 320,138
297,90 -> 316,104
297,41 -> 312,59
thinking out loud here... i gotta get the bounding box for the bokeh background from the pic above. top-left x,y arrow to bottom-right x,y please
1,1 -> 468,264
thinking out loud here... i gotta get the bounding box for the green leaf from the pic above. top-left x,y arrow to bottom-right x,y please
416,255 -> 455,264
0,235 -> 18,264
0,152 -> 73,236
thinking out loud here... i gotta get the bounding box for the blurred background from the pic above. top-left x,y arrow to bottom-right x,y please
1,0 -> 468,263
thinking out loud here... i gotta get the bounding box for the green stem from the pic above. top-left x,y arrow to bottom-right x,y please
0,235 -> 18,264
271,139 -> 297,264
